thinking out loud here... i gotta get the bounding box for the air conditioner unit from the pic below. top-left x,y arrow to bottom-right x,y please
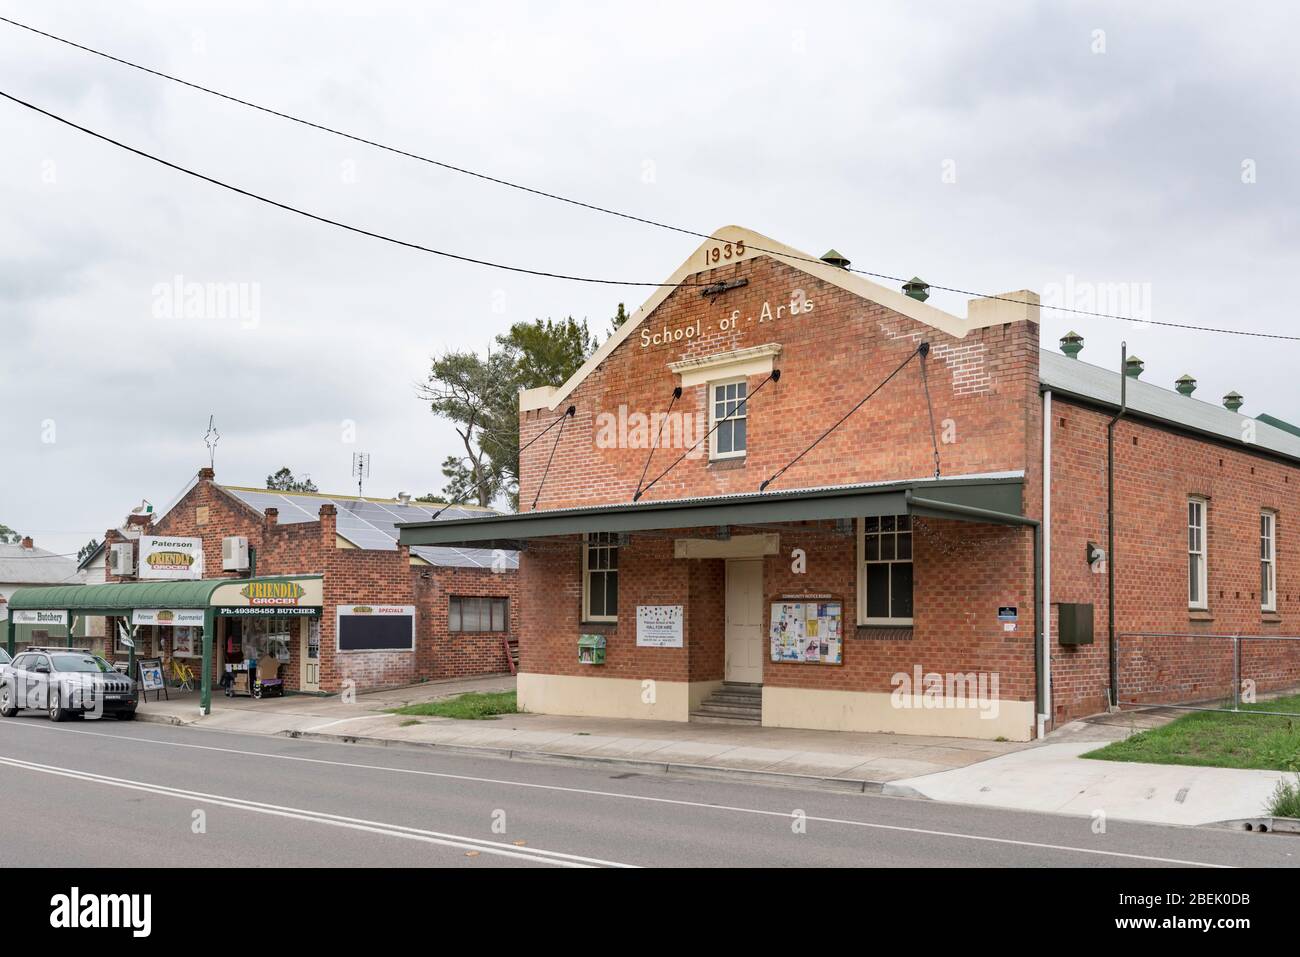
222,536 -> 250,571
109,543 -> 135,577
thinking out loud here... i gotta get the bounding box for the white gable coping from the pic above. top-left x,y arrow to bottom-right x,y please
520,225 -> 1037,412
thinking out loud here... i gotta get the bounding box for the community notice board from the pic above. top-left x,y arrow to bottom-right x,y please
770,597 -> 843,665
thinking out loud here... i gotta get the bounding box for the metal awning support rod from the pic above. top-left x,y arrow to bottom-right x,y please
761,344 -> 925,492
631,386 -> 681,501
530,405 -> 575,510
635,369 -> 780,502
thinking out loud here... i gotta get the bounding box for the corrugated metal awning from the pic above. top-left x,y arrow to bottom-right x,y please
397,473 -> 1026,550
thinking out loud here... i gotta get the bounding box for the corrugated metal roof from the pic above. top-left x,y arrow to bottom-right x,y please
1039,349 -> 1300,463
220,486 -> 518,570
0,544 -> 80,586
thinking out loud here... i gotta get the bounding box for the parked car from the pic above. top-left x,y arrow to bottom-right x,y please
0,647 -> 137,721
0,647 -> 11,680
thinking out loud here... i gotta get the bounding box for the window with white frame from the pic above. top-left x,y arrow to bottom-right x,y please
583,532 -> 619,622
1261,510 -> 1277,613
709,379 -> 748,459
1188,497 -> 1208,610
859,514 -> 914,625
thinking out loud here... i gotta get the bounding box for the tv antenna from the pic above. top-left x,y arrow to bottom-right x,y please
352,452 -> 371,497
203,415 -> 221,468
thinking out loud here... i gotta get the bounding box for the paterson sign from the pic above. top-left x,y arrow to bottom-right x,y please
138,535 -> 204,581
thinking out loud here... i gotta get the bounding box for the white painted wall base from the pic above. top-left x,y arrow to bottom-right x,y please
762,686 -> 1035,741
518,672 -> 722,722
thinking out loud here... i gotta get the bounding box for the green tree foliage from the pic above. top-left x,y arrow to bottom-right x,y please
266,467 -> 319,492
0,523 -> 21,545
422,312 -> 609,509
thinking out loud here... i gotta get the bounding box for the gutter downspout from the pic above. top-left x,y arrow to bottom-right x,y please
1040,390 -> 1053,738
904,493 -> 1045,725
1105,343 -> 1128,710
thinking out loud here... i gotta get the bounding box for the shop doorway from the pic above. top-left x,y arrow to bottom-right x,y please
301,618 -> 321,693
724,559 -> 764,683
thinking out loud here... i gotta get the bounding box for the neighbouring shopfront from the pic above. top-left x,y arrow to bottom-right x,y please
5,576 -> 324,714
73,468 -> 520,699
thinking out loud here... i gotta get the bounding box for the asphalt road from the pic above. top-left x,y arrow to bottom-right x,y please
0,713 -> 1295,868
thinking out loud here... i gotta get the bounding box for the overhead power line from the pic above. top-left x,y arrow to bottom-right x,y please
2,15 -> 1294,342
0,89 -> 707,289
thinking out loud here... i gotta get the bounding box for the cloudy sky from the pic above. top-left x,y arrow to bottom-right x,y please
1,1 -> 1296,557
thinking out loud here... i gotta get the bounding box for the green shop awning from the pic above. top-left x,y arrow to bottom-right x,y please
397,473 -> 1027,550
6,575 -> 323,617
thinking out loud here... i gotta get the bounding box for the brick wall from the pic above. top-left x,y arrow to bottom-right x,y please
514,252 -> 1042,731
519,256 -> 1041,509
518,519 -> 1037,720
1049,395 -> 1300,721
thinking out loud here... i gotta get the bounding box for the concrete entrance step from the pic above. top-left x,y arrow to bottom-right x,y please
693,702 -> 762,718
691,683 -> 763,725
689,710 -> 762,726
706,692 -> 764,706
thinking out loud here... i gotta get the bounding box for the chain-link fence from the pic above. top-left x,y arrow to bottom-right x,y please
1118,632 -> 1300,715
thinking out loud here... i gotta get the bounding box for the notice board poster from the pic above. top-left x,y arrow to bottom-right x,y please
636,605 -> 683,647
770,597 -> 843,665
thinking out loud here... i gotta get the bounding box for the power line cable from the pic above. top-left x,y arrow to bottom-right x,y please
1,15 -> 1292,341
0,89 -> 708,289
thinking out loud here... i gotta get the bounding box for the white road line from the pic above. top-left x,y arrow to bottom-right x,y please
300,714 -> 394,732
0,753 -> 636,868
0,720 -> 1232,867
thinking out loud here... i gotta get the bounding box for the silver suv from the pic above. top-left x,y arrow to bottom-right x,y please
0,648 -> 137,721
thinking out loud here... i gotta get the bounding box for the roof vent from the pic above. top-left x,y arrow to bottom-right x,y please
1175,374 -> 1197,397
397,492 -> 411,506
1223,391 -> 1244,412
1124,355 -> 1145,378
1060,330 -> 1084,359
902,276 -> 930,302
820,249 -> 850,269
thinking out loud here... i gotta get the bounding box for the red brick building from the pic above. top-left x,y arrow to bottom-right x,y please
92,468 -> 518,698
400,226 -> 1299,740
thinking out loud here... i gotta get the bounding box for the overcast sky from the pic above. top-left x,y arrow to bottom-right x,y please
1,1 -> 1296,557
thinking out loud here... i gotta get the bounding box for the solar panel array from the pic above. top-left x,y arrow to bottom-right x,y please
223,488 -> 518,569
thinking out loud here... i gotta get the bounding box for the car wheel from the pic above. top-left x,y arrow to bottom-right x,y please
117,709 -> 137,721
49,696 -> 67,722
0,688 -> 17,718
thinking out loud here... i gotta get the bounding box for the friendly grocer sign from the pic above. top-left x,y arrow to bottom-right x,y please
138,536 -> 204,580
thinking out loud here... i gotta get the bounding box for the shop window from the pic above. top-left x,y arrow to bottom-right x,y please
1261,510 -> 1277,613
449,596 -> 509,633
241,618 -> 293,662
1188,497 -> 1208,610
583,532 -> 619,622
709,378 -> 748,459
858,514 -> 914,625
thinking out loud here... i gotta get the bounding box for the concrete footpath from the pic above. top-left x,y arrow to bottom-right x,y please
134,679 -> 1295,825
135,676 -> 1023,790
